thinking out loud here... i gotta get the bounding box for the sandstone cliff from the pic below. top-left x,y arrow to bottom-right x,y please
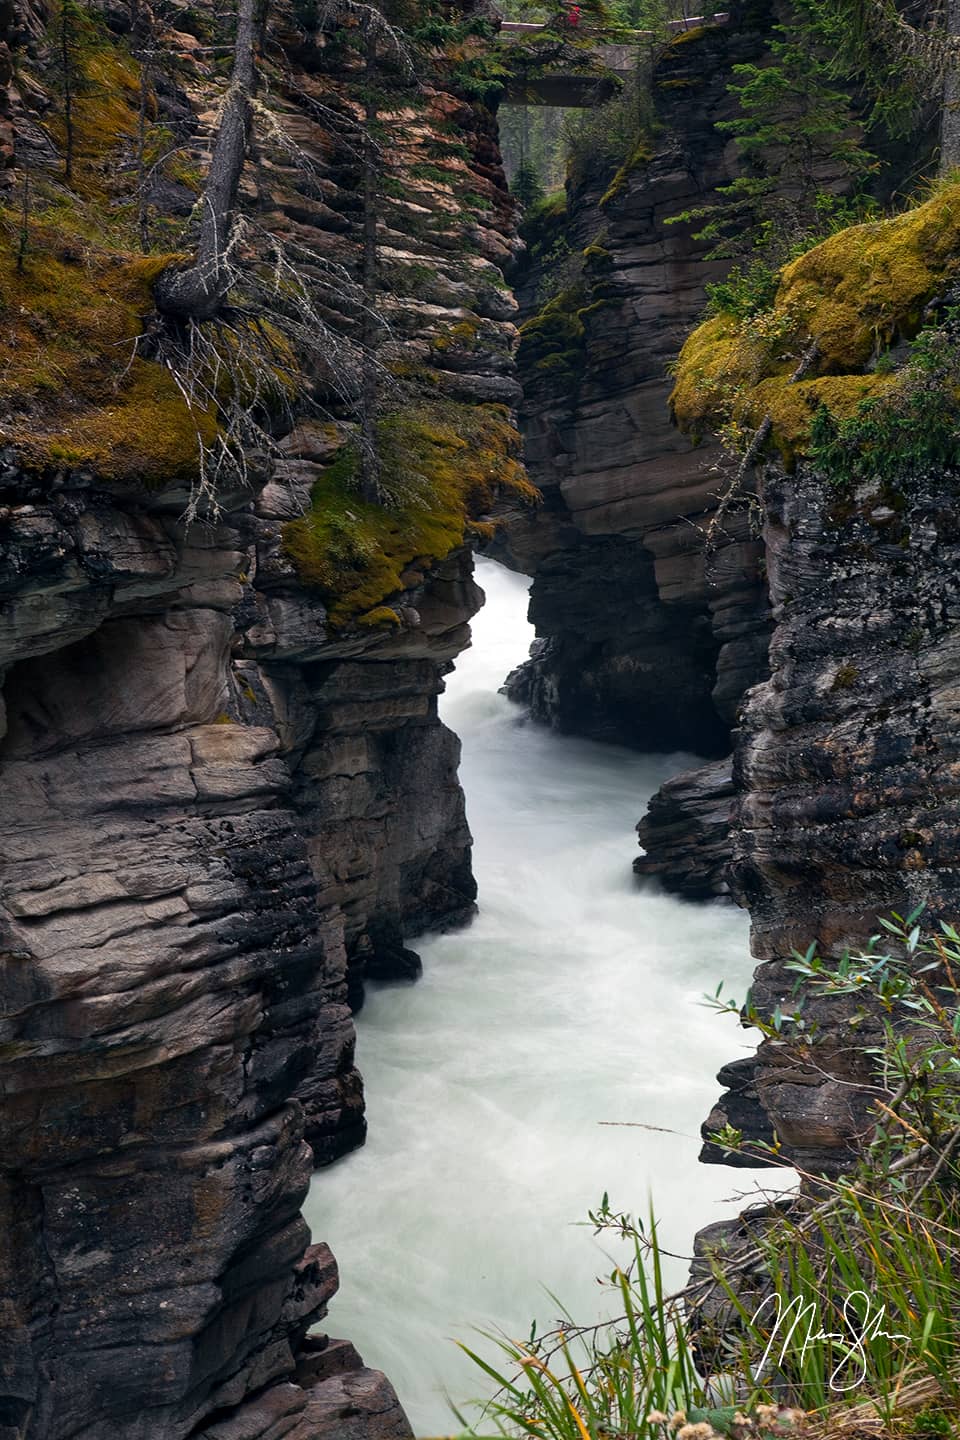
0,0 -> 525,1431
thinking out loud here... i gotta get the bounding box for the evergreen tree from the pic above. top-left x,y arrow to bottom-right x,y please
789,0 -> 958,169
511,153 -> 545,207
48,0 -> 94,183
669,11 -> 876,261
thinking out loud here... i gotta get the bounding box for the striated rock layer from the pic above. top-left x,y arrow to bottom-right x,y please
0,475 -> 440,1437
0,0 -> 522,1433
500,5 -> 776,746
703,461 -> 960,1175
634,757 -> 734,900
497,5 -> 776,893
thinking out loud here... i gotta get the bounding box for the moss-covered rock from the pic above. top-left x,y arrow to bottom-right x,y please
0,17 -> 216,485
518,188 -> 568,265
281,400 -> 539,626
517,284 -> 587,375
0,234 -> 210,481
670,184 -> 960,460
599,139 -> 654,208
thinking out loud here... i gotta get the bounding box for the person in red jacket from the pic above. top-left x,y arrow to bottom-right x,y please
566,2 -> 581,22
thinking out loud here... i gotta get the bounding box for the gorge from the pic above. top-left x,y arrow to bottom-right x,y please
308,557 -> 769,1435
1,0 -> 959,1435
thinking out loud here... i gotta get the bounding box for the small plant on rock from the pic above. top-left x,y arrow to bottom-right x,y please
456,910 -> 960,1439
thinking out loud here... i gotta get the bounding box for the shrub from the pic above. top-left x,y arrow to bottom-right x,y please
809,307 -> 960,488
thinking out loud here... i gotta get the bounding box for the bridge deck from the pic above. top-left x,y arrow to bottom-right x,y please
497,13 -> 729,104
499,13 -> 730,36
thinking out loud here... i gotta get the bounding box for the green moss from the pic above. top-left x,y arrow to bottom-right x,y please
431,318 -> 480,352
519,285 -> 584,351
518,285 -> 583,375
583,243 -> 613,270
46,43 -> 143,200
599,139 -> 654,208
517,282 -> 612,385
527,190 -> 567,224
27,362 -> 215,482
519,188 -> 570,265
282,401 -> 539,626
750,373 -> 896,462
534,350 -> 582,373
357,606 -> 402,628
669,23 -> 708,44
0,239 -> 209,480
832,663 -> 860,689
808,311 -> 960,487
0,24 -> 218,485
670,185 -> 960,456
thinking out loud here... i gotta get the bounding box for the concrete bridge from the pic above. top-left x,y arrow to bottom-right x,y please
498,13 -> 729,105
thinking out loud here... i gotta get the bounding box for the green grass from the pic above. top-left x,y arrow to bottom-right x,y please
451,913 -> 960,1440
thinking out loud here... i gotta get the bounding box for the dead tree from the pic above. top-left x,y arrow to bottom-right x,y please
942,0 -> 960,169
50,0 -> 89,183
154,0 -> 258,318
359,9 -> 381,502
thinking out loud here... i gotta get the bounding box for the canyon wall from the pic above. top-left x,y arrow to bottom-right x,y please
703,455 -> 960,1175
500,3 -> 775,784
502,13 -> 953,1181
0,0 -> 522,1432
0,476 -> 436,1439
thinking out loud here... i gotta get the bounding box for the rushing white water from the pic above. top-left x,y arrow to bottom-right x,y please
304,557 -> 774,1436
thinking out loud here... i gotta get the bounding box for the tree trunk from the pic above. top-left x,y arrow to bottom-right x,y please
16,159 -> 29,271
131,0 -> 153,253
941,0 -> 960,171
154,0 -> 258,318
60,8 -> 74,183
359,13 -> 381,504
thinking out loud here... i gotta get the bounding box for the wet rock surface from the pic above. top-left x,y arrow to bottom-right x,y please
634,757 -> 734,899
0,0 -> 518,1431
499,3 -> 774,766
699,462 -> 960,1176
0,483 -> 423,1436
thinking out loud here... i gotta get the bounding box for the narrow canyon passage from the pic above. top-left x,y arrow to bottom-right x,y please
305,559 -> 771,1434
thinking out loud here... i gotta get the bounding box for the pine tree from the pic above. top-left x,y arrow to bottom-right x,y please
790,0 -> 960,170
511,153 -> 545,208
668,10 -> 876,261
48,0 -> 94,183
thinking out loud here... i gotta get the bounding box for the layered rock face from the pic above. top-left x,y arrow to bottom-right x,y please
0,0 -> 521,1433
704,460 -> 960,1174
500,6 -> 774,776
0,470 -> 483,1438
633,757 -> 734,899
250,485 -> 482,1029
0,478 -> 431,1437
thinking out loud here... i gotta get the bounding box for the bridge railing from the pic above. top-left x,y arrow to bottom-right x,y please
498,13 -> 730,35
